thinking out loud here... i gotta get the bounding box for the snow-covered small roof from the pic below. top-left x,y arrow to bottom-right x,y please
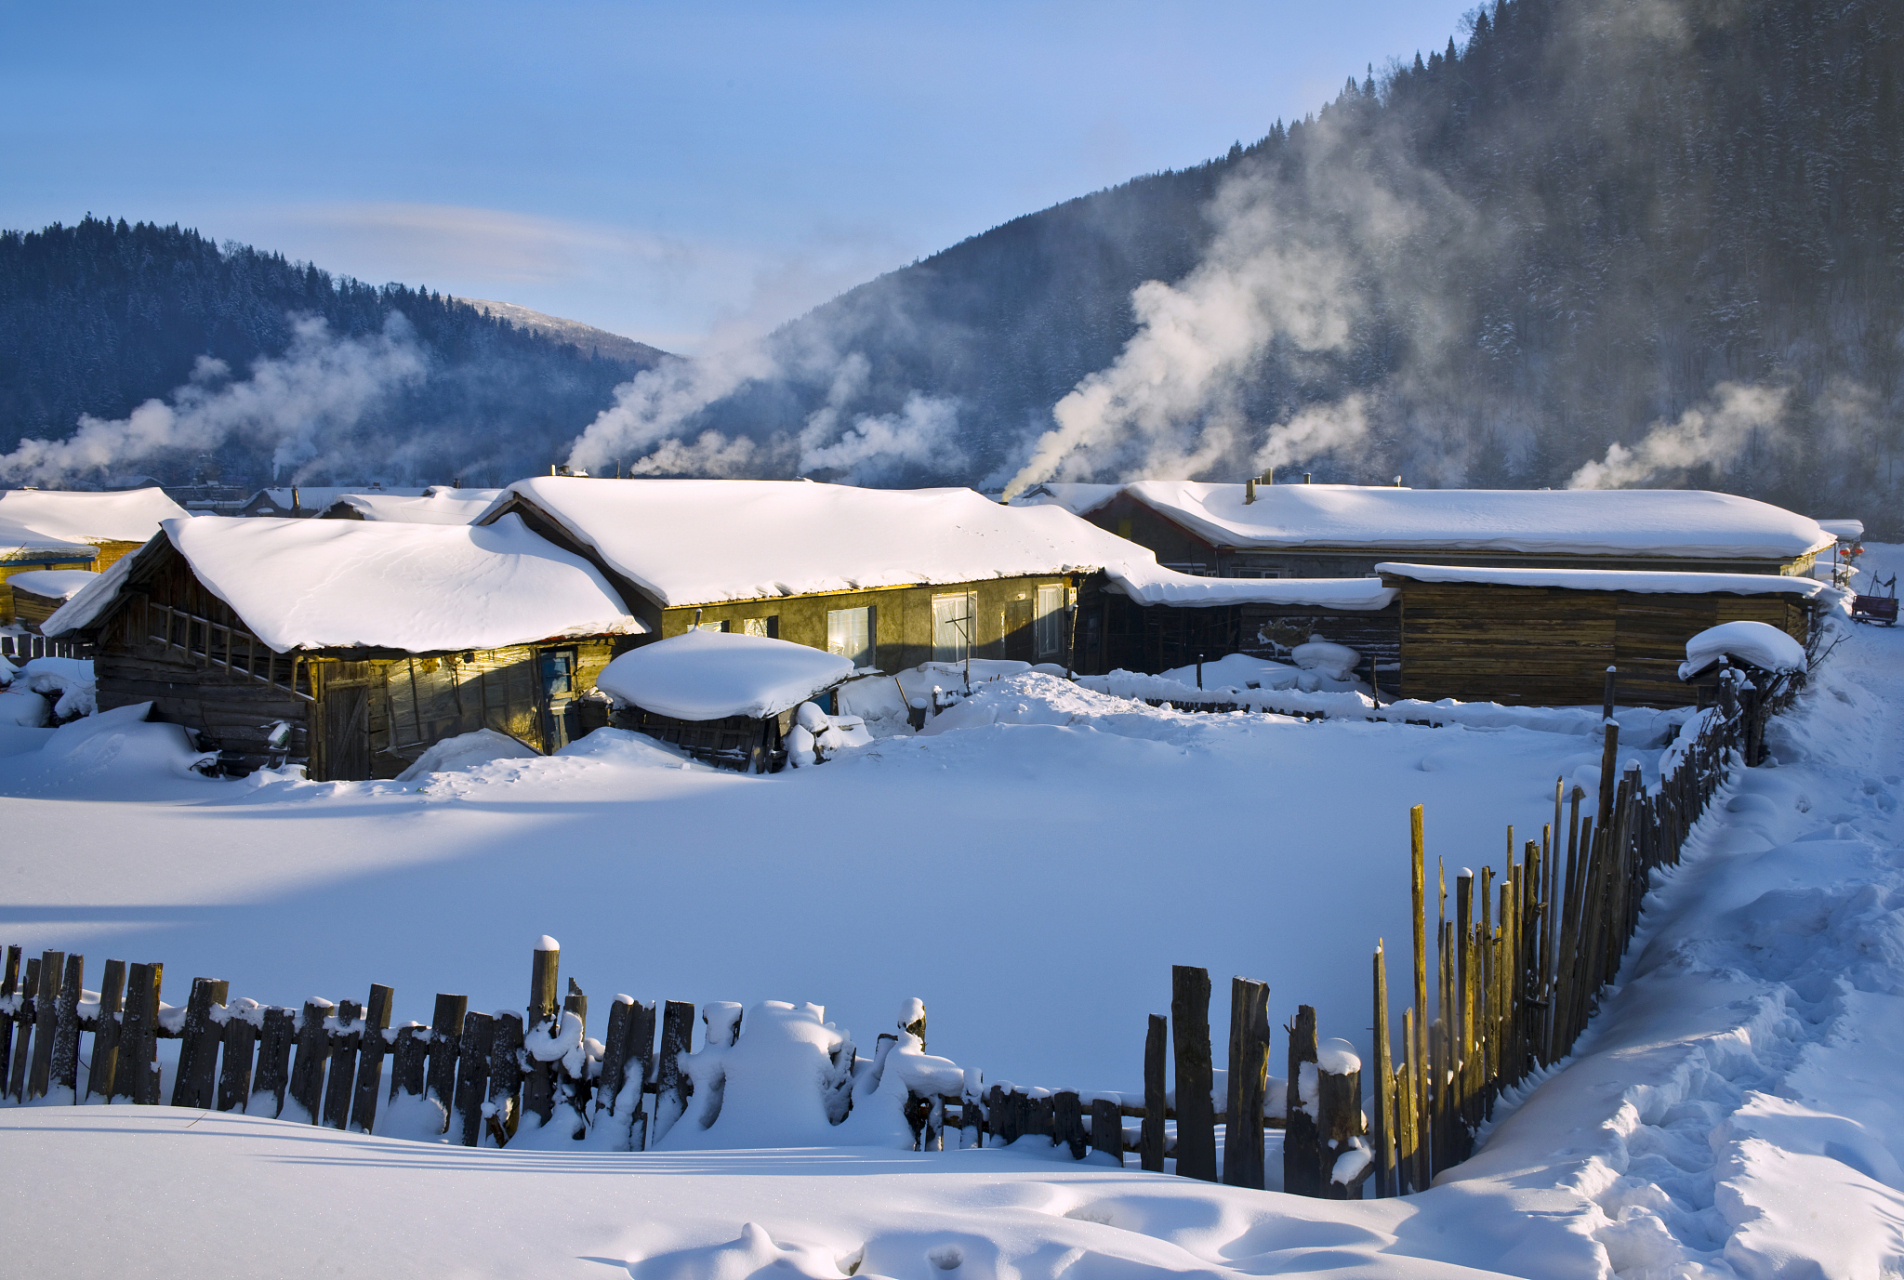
1100,482 -> 1833,560
0,487 -> 188,545
246,486 -> 427,513
484,477 -> 1399,612
1678,620 -> 1806,680
324,487 -> 505,525
1375,562 -> 1835,598
6,569 -> 98,601
0,519 -> 94,561
596,630 -> 853,721
47,514 -> 644,653
1008,482 -> 1126,517
1814,519 -> 1864,543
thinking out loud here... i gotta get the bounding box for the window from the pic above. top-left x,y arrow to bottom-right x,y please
1034,584 -> 1066,658
1115,518 -> 1133,540
931,593 -> 975,663
740,616 -> 778,638
695,620 -> 729,633
826,606 -> 875,669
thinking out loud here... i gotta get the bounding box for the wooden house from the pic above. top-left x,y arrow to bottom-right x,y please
0,486 -> 189,571
1375,563 -> 1831,707
472,477 -> 1398,680
44,514 -> 644,779
1021,481 -> 1835,580
1,523 -> 96,626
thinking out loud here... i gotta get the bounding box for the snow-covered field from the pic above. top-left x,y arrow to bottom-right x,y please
2,549 -> 1900,1279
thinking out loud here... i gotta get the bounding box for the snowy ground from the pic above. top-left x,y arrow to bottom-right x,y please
2,549 -> 1901,1279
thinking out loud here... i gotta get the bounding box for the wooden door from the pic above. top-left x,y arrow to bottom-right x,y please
320,684 -> 372,781
1004,596 -> 1034,662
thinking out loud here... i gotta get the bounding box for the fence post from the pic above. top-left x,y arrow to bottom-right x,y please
1317,1039 -> 1367,1199
322,999 -> 363,1129
488,1011 -> 526,1144
1053,1090 -> 1086,1159
1169,965 -> 1216,1181
86,959 -> 126,1102
119,962 -> 163,1104
1090,1096 -> 1124,1165
1222,977 -> 1270,1190
350,984 -> 394,1133
1283,1004 -> 1320,1195
425,993 -> 468,1130
251,1007 -> 296,1117
218,1013 -> 257,1112
1372,943 -> 1395,1197
172,977 -> 229,1109
50,953 -> 84,1097
1141,1013 -> 1167,1172
454,1011 -> 495,1147
1408,804 -> 1428,1184
653,1000 -> 695,1144
0,946 -> 18,1088
27,949 -> 64,1100
288,997 -> 334,1122
524,940 -> 560,1127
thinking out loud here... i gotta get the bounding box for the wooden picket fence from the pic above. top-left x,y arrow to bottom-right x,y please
0,633 -> 90,661
0,938 -> 1242,1162
1361,670 -> 1760,1196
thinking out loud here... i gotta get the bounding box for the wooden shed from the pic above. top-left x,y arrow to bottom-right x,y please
1,523 -> 96,626
0,486 -> 189,571
44,514 -> 644,779
4,570 -> 98,633
1375,563 -> 1831,707
1023,481 -> 1835,580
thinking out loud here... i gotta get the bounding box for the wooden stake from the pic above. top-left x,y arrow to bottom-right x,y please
1170,965 -> 1217,1182
1141,1013 -> 1167,1172
1372,942 -> 1395,1198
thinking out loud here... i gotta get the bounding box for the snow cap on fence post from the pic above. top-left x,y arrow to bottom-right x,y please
900,998 -> 926,1047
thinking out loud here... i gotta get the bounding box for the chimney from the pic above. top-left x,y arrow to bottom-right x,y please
291,485 -> 299,513
1303,473 -> 1312,484
1245,478 -> 1257,504
1394,476 -> 1403,487
1262,469 -> 1274,485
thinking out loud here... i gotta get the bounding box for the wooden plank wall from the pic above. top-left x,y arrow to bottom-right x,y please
1394,581 -> 1811,706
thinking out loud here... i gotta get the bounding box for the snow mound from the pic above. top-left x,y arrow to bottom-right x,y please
1291,640 -> 1361,680
655,1001 -> 856,1150
1679,619 -> 1808,679
0,657 -> 96,722
35,701 -> 214,777
395,728 -> 540,781
598,630 -> 854,721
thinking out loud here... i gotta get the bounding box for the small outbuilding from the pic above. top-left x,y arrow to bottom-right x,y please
1375,563 -> 1832,707
5,570 -> 98,633
44,514 -> 644,778
595,629 -> 856,772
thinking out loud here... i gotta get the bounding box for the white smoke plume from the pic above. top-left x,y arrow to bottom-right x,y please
1002,122 -> 1470,500
565,337 -> 966,486
1566,382 -> 1789,489
1252,393 -> 1373,474
0,315 -> 427,486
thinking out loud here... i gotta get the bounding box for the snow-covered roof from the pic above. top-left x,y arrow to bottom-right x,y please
596,629 -> 853,721
1095,482 -> 1834,560
323,487 -> 505,525
246,486 -> 427,513
0,487 -> 188,544
1814,519 -> 1864,543
1375,562 -> 1836,598
0,519 -> 94,561
6,569 -> 98,601
1008,482 -> 1126,517
484,477 -> 1398,612
1678,621 -> 1806,680
46,514 -> 644,653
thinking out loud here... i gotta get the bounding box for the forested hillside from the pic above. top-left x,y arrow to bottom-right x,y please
577,0 -> 1900,531
0,217 -> 665,489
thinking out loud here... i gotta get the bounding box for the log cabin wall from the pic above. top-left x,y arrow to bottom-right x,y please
1388,578 -> 1814,706
663,575 -> 1082,672
0,557 -> 96,624
1093,596 -> 1402,678
93,552 -> 314,764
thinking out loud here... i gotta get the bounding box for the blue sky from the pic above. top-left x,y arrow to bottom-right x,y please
2,2 -> 1475,353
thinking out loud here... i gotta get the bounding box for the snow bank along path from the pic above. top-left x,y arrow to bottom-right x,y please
2,553 -> 1901,1279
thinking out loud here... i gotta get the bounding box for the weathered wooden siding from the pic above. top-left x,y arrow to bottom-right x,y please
1091,594 -> 1400,678
0,558 -> 96,624
664,575 -> 1079,673
1391,580 -> 1812,706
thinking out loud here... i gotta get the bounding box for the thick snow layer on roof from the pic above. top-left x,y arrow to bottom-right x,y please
1679,620 -> 1807,678
1816,518 -> 1865,542
1376,561 -> 1837,598
1115,481 -> 1833,559
48,514 -> 642,652
6,569 -> 97,601
596,629 -> 853,721
493,477 -> 1395,611
0,519 -> 93,560
1108,561 -> 1396,609
324,487 -> 505,524
0,486 -> 188,543
492,478 -> 1144,607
